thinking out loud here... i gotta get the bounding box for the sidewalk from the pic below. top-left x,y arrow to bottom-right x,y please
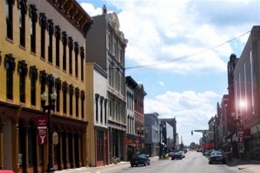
227,158 -> 260,173
55,156 -> 159,173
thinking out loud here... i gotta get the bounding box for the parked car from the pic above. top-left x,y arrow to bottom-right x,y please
168,151 -> 174,157
171,151 -> 183,160
130,153 -> 150,167
208,151 -> 226,164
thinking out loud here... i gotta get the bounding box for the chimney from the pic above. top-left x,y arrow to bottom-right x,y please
102,5 -> 107,15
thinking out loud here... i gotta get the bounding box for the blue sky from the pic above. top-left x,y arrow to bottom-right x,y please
77,0 -> 260,145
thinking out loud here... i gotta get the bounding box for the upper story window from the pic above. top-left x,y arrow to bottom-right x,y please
62,81 -> 68,114
5,54 -> 16,100
39,70 -> 47,108
55,78 -> 61,112
6,0 -> 14,40
55,25 -> 61,67
48,19 -> 54,63
29,5 -> 37,53
75,87 -> 79,117
74,42 -> 79,78
18,0 -> 27,47
69,84 -> 74,116
29,65 -> 38,106
62,31 -> 67,71
68,37 -> 73,75
18,60 -> 28,103
80,47 -> 84,81
81,90 -> 85,119
39,13 -> 47,59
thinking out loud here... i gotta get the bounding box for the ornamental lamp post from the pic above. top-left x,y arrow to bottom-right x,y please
41,87 -> 57,173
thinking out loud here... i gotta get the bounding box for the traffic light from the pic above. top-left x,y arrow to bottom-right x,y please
191,131 -> 193,135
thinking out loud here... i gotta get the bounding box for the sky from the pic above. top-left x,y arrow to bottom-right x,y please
77,0 -> 260,146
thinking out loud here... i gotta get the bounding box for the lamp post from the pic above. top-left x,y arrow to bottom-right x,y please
41,86 -> 57,172
137,126 -> 144,153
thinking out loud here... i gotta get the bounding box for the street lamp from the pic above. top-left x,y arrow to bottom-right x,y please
41,88 -> 57,172
137,126 -> 144,153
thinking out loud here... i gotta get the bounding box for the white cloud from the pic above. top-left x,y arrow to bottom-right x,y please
158,81 -> 164,86
78,0 -> 258,145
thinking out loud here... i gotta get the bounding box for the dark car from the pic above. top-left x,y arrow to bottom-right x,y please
171,151 -> 183,160
208,151 -> 226,164
130,153 -> 150,167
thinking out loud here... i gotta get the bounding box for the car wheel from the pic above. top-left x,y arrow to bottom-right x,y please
171,158 -> 174,160
209,161 -> 212,164
222,161 -> 226,164
148,161 -> 150,165
131,164 -> 134,167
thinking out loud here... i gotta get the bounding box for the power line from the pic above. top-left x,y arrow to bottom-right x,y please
125,30 -> 251,70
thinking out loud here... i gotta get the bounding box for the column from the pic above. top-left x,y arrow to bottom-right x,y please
13,123 -> 19,173
59,131 -> 63,169
72,133 -> 75,168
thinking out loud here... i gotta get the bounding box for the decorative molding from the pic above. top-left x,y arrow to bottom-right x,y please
29,4 -> 38,22
18,60 -> 28,76
4,54 -> 16,71
29,65 -> 38,80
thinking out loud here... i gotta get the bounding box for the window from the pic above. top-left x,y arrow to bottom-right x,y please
5,54 -> 15,100
48,19 -> 54,63
39,13 -> 47,59
55,78 -> 61,112
74,42 -> 79,78
40,70 -> 47,108
75,88 -> 79,117
95,94 -> 99,122
62,31 -> 67,71
18,60 -> 28,103
80,47 -> 84,81
19,0 -> 27,47
6,0 -> 14,40
81,91 -> 85,119
62,82 -> 68,114
69,84 -> 74,116
68,37 -> 73,75
30,66 -> 37,106
29,5 -> 37,53
100,97 -> 103,123
55,25 -> 61,67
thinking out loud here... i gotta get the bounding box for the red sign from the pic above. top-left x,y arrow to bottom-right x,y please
37,116 -> 48,145
37,116 -> 47,127
37,127 -> 47,145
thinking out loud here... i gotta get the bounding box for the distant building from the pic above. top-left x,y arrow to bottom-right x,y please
144,112 -> 160,156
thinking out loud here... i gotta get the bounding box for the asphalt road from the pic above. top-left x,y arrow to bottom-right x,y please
73,151 -> 245,173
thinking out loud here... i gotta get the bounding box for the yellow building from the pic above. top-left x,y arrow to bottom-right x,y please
0,0 -> 93,172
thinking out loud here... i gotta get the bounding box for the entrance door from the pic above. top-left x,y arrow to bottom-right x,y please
3,118 -> 13,169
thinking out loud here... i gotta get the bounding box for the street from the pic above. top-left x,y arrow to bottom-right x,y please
56,151 -> 259,173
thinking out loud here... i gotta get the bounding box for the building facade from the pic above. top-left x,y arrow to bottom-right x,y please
86,6 -> 128,162
125,76 -> 136,160
232,26 -> 260,159
85,63 -> 109,166
0,0 -> 93,172
144,112 -> 160,157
